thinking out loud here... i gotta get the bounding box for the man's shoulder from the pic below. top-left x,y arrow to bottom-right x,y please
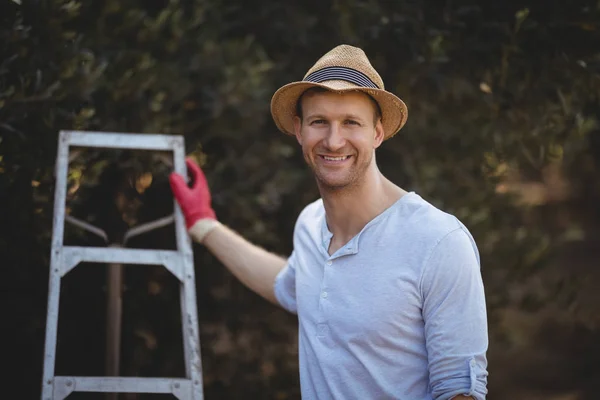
298,197 -> 325,221
391,193 -> 476,250
292,198 -> 325,237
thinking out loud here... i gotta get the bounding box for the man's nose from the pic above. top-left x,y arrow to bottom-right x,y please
323,123 -> 346,151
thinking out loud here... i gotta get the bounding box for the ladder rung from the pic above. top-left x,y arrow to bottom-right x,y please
60,247 -> 184,280
64,130 -> 183,151
54,376 -> 191,394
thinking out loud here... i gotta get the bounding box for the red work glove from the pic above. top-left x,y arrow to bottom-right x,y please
169,158 -> 217,230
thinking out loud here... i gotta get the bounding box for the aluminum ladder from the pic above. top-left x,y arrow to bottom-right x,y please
41,130 -> 204,399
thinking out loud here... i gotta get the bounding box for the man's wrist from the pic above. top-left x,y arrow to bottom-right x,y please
188,218 -> 221,243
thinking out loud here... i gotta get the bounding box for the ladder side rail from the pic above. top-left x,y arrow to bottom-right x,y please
173,138 -> 204,399
41,131 -> 71,399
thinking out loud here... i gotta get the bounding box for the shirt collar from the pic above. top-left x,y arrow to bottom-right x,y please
319,192 -> 417,259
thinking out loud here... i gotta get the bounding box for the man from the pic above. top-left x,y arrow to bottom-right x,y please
170,45 -> 488,399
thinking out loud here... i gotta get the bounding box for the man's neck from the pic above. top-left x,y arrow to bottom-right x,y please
319,167 -> 406,253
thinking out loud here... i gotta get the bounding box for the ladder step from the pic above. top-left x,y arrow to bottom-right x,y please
60,247 -> 184,280
54,376 -> 191,394
64,130 -> 183,151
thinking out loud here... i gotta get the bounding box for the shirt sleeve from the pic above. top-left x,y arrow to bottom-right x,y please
273,250 -> 298,314
420,227 -> 489,400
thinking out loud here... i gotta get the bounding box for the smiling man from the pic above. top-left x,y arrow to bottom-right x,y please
170,45 -> 489,399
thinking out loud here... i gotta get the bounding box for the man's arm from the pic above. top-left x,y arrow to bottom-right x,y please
170,158 -> 287,305
191,222 -> 286,304
421,227 -> 488,400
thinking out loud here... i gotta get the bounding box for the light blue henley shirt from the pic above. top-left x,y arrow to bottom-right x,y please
274,192 -> 488,399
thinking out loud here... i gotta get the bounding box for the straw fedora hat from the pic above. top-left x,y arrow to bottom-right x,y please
270,44 -> 408,140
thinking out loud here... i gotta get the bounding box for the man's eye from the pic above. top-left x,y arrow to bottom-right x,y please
345,120 -> 360,126
311,119 -> 326,125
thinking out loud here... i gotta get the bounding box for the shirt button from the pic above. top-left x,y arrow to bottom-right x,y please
326,261 -> 332,266
317,324 -> 329,335
321,291 -> 328,298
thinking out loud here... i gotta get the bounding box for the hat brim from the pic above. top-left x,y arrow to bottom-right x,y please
270,80 -> 408,140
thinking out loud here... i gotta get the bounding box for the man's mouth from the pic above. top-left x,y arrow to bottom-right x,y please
319,155 -> 351,161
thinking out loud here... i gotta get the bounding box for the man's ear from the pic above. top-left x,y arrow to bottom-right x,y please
293,116 -> 303,145
373,118 -> 385,149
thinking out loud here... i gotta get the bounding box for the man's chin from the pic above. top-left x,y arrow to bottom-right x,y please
315,175 -> 354,192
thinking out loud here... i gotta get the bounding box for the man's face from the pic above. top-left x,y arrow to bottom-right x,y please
293,90 -> 384,191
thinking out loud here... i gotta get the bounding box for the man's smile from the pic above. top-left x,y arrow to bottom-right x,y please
318,155 -> 352,164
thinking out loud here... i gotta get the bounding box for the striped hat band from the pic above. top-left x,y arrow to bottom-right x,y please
304,66 -> 380,89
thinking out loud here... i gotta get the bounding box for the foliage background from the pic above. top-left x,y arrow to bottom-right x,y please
1,0 -> 599,399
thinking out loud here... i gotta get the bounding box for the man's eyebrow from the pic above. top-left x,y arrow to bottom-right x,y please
305,114 -> 327,120
304,113 -> 367,122
343,113 -> 366,121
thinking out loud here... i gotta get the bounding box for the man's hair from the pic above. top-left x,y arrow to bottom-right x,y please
295,87 -> 382,125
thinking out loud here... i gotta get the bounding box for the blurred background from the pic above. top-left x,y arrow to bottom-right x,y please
1,0 -> 599,399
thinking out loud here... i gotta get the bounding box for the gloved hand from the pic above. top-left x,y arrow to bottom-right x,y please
169,158 -> 218,240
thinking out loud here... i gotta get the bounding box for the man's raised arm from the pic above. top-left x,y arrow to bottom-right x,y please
169,158 -> 287,304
